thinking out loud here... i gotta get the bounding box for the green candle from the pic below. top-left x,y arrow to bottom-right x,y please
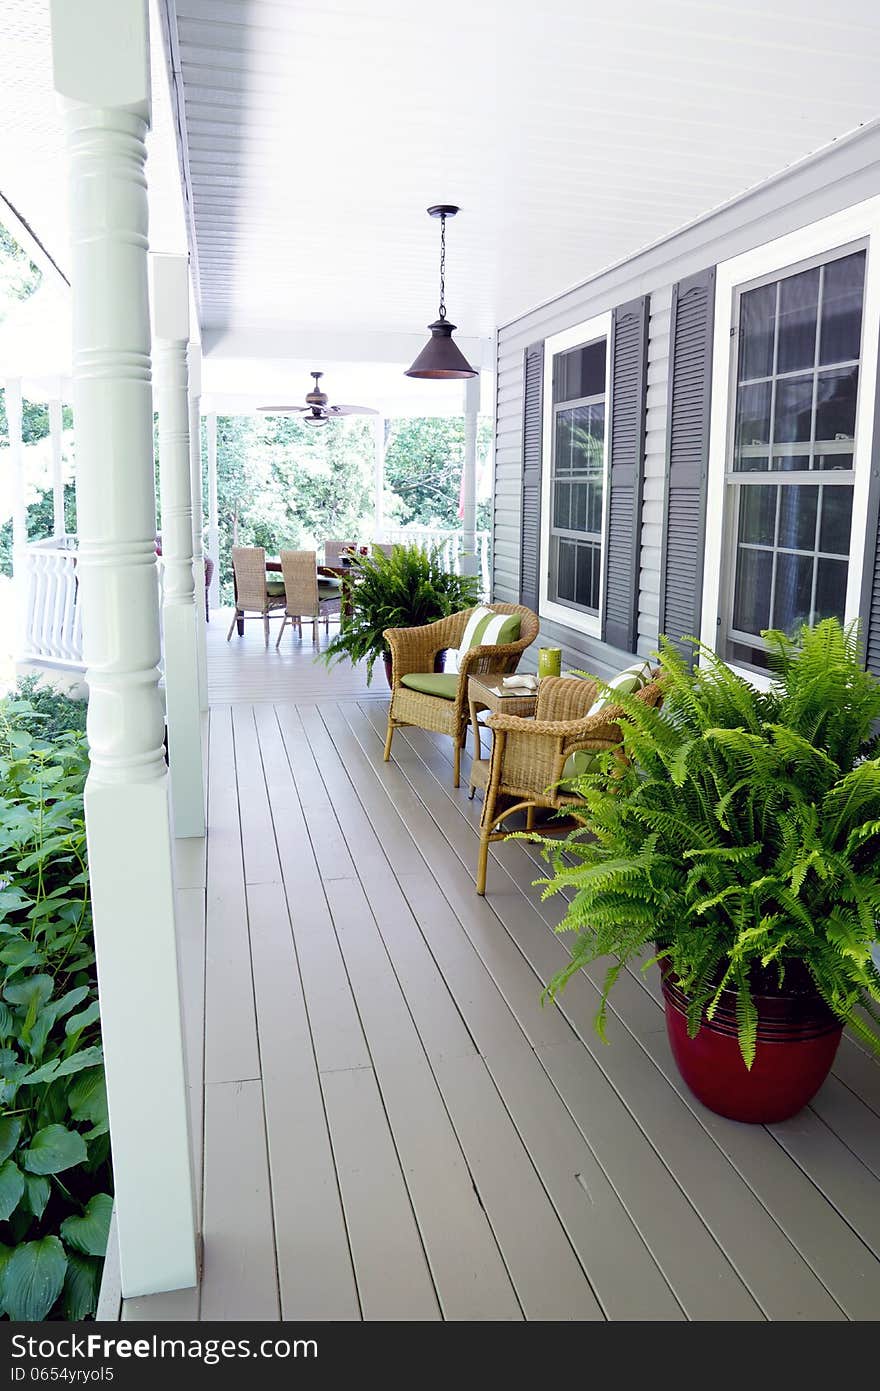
538,647 -> 562,678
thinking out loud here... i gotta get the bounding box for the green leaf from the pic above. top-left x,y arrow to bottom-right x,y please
21,1046 -> 104,1087
0,1159 -> 25,1220
65,1000 -> 100,1037
21,1124 -> 87,1175
24,1173 -> 50,1220
0,1114 -> 22,1163
63,1252 -> 99,1320
3,973 -> 53,1007
67,1068 -> 108,1128
1,1236 -> 67,1321
0,1001 -> 14,1037
60,1193 -> 112,1257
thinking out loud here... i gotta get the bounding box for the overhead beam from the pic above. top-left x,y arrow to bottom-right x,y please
201,324 -> 494,371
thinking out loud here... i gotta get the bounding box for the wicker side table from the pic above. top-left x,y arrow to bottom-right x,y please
467,675 -> 538,797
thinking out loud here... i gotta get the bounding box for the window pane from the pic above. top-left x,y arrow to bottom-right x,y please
777,267 -> 819,374
815,366 -> 858,443
774,375 -> 813,444
772,452 -> 811,472
587,481 -> 603,534
778,485 -> 818,550
571,481 -> 587,533
814,557 -> 848,623
773,552 -> 813,632
735,381 -> 771,465
554,481 -> 569,530
733,547 -> 772,635
555,539 -> 576,603
738,485 -> 777,545
816,451 -> 853,471
819,251 -> 865,366
818,486 -> 853,556
576,543 -> 599,611
554,340 -> 606,403
739,282 -> 775,380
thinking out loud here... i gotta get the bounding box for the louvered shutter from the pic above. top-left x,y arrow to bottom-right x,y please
603,296 -> 649,652
519,342 -> 544,613
859,322 -> 880,676
659,267 -> 716,666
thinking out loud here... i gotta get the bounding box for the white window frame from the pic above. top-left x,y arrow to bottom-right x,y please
539,310 -> 612,638
701,196 -> 880,688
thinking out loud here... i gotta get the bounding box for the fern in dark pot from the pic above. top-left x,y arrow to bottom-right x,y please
536,619 -> 880,1122
321,543 -> 481,686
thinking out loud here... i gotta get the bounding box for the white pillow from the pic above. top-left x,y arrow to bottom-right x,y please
587,660 -> 653,717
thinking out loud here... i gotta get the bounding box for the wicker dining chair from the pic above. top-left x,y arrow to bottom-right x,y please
323,539 -> 357,566
474,673 -> 663,894
226,546 -> 287,644
275,549 -> 340,646
383,603 -> 539,788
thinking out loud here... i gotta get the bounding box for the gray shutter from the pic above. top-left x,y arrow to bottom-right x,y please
859,320 -> 880,676
659,267 -> 716,666
603,296 -> 649,652
519,341 -> 544,613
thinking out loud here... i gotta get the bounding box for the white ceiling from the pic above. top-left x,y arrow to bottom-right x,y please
172,0 -> 880,343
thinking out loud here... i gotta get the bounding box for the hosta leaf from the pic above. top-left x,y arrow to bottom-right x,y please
60,1193 -> 112,1257
54,987 -> 89,1020
0,887 -> 32,914
21,1047 -> 104,1087
63,1252 -> 99,1320
3,973 -> 53,1008
0,941 -> 44,972
0,1115 -> 22,1163
0,1159 -> 25,1220
0,1001 -> 14,1037
1,1236 -> 67,1321
24,1173 -> 50,1220
21,1124 -> 87,1175
65,1001 -> 100,1037
67,1068 -> 107,1128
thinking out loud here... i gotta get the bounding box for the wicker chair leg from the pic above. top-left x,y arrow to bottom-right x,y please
226,610 -> 240,641
383,718 -> 394,763
263,615 -> 270,646
526,805 -> 535,831
275,616 -> 287,649
476,825 -> 491,895
453,740 -> 461,789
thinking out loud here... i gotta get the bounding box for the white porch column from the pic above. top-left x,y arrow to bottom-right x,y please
153,255 -> 206,838
206,410 -> 219,610
461,372 -> 480,577
49,394 -> 65,537
188,345 -> 208,710
374,415 -> 385,541
51,0 -> 197,1299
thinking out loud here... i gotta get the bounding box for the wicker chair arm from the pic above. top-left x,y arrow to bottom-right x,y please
486,708 -> 621,739
384,614 -> 465,683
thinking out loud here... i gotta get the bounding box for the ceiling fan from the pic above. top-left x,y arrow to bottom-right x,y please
258,371 -> 379,425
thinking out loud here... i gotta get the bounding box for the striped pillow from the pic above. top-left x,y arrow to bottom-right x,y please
586,660 -> 653,717
447,606 -> 521,674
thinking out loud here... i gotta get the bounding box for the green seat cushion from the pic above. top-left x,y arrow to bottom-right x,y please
400,672 -> 459,700
562,750 -> 599,781
265,579 -> 286,597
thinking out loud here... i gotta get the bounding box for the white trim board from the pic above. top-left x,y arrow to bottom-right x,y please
539,311 -> 612,640
700,194 -> 880,686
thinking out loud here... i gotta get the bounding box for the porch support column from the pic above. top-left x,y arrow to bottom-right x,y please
188,344 -> 208,711
374,415 -> 385,541
461,372 -> 480,577
206,410 -> 219,610
49,393 -> 65,537
154,254 -> 206,838
6,378 -> 27,657
51,0 -> 197,1299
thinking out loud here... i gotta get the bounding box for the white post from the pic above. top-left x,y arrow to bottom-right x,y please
206,410 -> 219,610
153,254 -> 206,838
49,394 -> 65,537
374,415 -> 385,541
188,344 -> 208,710
461,373 -> 480,577
51,0 -> 197,1299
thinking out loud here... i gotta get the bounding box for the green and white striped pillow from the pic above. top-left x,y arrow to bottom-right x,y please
448,606 -> 521,673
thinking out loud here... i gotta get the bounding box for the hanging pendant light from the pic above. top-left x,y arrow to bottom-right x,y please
405,205 -> 477,379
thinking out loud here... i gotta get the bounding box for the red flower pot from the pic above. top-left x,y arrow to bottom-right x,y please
659,960 -> 842,1123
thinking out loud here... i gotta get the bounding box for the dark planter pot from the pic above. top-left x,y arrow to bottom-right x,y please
659,959 -> 842,1123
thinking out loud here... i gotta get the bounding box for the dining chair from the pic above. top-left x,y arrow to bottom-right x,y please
276,550 -> 340,646
323,539 -> 357,566
227,546 -> 286,644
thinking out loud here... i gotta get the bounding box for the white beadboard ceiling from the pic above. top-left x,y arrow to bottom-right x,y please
171,0 -> 880,342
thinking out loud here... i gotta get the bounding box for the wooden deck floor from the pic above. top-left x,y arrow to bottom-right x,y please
121,676 -> 880,1320
207,607 -> 381,704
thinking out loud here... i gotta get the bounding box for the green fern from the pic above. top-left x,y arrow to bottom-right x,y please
537,619 -> 880,1066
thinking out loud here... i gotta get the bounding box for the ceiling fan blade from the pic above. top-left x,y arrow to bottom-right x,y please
328,404 -> 380,416
257,405 -> 309,413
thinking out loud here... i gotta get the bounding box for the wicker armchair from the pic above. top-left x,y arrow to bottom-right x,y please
475,673 -> 663,894
383,603 -> 539,788
226,546 -> 287,645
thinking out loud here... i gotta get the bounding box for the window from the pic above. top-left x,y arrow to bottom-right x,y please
722,247 -> 866,670
540,313 -> 611,636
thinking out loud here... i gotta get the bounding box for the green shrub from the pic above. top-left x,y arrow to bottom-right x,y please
0,698 -> 109,1320
11,678 -> 88,743
536,620 -> 880,1066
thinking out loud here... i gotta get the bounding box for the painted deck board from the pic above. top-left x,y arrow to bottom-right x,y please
146,651 -> 880,1321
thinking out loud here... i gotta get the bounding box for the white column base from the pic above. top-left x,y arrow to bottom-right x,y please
86,776 -> 197,1298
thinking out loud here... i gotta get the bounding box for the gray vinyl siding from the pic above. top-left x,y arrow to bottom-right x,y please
492,121 -> 880,678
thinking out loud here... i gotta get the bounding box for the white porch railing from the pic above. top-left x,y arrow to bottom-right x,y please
20,535 -> 84,667
381,526 -> 491,594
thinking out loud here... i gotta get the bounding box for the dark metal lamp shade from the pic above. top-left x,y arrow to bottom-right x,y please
405,319 -> 478,379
